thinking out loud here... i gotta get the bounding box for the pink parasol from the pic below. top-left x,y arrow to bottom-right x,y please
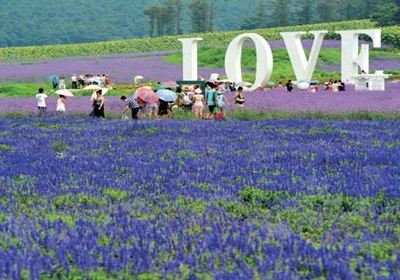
134,87 -> 158,104
161,81 -> 178,88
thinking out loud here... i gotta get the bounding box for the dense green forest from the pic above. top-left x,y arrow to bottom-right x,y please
0,0 -> 399,47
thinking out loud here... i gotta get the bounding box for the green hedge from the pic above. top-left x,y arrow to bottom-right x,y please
0,20 -> 398,61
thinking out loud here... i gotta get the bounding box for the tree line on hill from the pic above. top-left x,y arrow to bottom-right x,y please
145,0 -> 400,36
0,0 -> 399,47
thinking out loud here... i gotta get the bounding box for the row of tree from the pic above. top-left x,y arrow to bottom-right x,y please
144,0 -> 400,37
0,0 -> 399,47
144,0 -> 213,36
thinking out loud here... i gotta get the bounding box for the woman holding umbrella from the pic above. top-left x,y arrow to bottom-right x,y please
56,95 -> 67,115
55,89 -> 74,115
157,88 -> 177,119
134,87 -> 159,119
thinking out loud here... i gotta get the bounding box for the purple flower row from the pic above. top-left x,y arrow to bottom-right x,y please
1,82 -> 400,114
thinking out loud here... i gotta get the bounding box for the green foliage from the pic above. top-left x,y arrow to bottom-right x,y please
372,2 -> 400,26
103,187 -> 129,202
0,144 -> 13,152
0,0 -> 397,48
189,0 -> 213,33
144,0 -> 183,37
239,186 -> 289,208
0,20 -> 390,61
51,141 -> 70,153
0,83 -> 52,98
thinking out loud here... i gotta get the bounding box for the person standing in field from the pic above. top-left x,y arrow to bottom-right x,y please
36,88 -> 48,116
286,80 -> 294,93
71,74 -> 78,89
234,86 -> 245,107
59,76 -> 66,89
205,82 -> 218,119
192,88 -> 205,119
92,90 -> 105,118
56,95 -> 67,115
217,89 -> 229,118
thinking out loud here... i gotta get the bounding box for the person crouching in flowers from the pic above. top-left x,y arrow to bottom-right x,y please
121,96 -> 140,120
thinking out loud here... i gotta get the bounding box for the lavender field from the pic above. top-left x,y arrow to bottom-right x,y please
0,118 -> 399,279
1,83 -> 400,116
0,52 -> 224,84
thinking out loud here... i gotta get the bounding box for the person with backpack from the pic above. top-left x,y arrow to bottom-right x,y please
182,85 -> 193,112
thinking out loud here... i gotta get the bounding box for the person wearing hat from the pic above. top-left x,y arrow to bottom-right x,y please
182,85 -> 193,112
192,88 -> 205,119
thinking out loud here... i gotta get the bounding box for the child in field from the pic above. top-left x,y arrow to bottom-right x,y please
56,95 -> 67,115
35,88 -> 48,115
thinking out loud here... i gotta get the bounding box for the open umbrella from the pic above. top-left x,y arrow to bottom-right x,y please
134,87 -> 158,104
89,77 -> 103,85
236,82 -> 253,89
157,89 -> 177,102
55,89 -> 74,97
48,75 -> 59,84
161,81 -> 177,88
297,81 -> 310,90
84,85 -> 102,90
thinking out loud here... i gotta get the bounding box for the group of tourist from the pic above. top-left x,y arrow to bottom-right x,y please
120,82 -> 245,120
50,74 -> 112,90
275,79 -> 346,93
35,81 -> 246,119
323,80 -> 346,92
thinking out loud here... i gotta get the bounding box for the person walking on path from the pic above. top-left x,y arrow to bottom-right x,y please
121,96 -> 140,120
35,88 -> 48,116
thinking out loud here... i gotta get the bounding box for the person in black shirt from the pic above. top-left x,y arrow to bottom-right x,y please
286,80 -> 294,92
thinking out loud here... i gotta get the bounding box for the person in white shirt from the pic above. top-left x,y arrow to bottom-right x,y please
35,88 -> 48,115
59,77 -> 66,89
71,74 -> 78,89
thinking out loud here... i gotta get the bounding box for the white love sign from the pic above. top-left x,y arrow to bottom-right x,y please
178,29 -> 383,91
